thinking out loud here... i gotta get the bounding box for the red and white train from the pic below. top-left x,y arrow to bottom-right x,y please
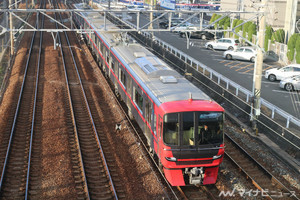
73,3 -> 225,186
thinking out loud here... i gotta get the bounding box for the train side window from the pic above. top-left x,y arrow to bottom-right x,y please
134,88 -> 143,113
97,39 -> 101,52
111,61 -> 115,72
101,43 -> 104,54
106,51 -> 110,65
120,68 -> 126,88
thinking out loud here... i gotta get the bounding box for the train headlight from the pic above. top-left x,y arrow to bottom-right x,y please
213,155 -> 222,160
165,157 -> 177,162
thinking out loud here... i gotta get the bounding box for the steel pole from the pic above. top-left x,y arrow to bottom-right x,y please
148,0 -> 153,29
251,0 -> 266,132
9,0 -> 14,56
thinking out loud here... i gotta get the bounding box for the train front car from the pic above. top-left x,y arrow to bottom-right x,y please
72,3 -> 225,187
156,99 -> 224,186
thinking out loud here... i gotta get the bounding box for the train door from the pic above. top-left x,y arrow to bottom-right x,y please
97,39 -> 101,62
145,100 -> 152,145
127,78 -> 133,119
101,44 -> 106,72
157,115 -> 163,158
106,50 -> 111,77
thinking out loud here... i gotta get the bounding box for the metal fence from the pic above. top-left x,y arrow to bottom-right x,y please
119,17 -> 300,133
154,35 -> 300,128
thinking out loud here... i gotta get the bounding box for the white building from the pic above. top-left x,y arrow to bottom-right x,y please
220,0 -> 300,41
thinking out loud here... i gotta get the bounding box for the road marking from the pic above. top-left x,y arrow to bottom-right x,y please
213,57 -> 225,60
272,89 -> 300,96
224,61 -> 236,66
236,63 -> 253,71
229,62 -> 245,69
243,67 -> 254,73
238,72 -> 254,75
262,81 -> 278,84
263,65 -> 274,71
235,63 -> 251,72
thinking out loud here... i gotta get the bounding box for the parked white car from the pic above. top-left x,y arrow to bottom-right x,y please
223,47 -> 265,63
171,22 -> 195,33
135,5 -> 145,11
265,64 -> 300,81
279,75 -> 300,91
126,5 -> 145,11
205,38 -> 240,50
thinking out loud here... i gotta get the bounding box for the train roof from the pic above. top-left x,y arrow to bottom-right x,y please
76,4 -> 212,106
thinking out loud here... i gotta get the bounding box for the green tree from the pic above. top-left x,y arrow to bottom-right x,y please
287,33 -> 299,62
295,37 -> 300,63
218,16 -> 229,28
234,20 -> 243,39
295,36 -> 300,52
230,19 -> 239,37
247,23 -> 257,43
223,17 -> 231,37
210,14 -> 217,23
296,52 -> 300,64
264,25 -> 273,51
214,15 -> 221,29
271,29 -> 285,43
243,21 -> 252,39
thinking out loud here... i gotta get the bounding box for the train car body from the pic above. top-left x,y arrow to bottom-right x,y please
73,3 -> 225,186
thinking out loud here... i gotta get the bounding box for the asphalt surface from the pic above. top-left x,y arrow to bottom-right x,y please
130,13 -> 300,120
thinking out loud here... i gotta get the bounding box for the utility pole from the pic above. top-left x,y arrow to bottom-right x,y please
9,0 -> 14,56
148,0 -> 153,30
251,0 -> 266,132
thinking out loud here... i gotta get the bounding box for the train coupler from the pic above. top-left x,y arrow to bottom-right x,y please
185,167 -> 204,185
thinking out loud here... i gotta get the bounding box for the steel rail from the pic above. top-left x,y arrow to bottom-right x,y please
56,5 -> 119,199
54,0 -> 119,198
53,1 -> 91,199
224,133 -> 299,200
0,4 -> 41,193
77,19 -> 178,197
69,5 -> 176,197
25,0 -> 45,199
109,88 -> 177,199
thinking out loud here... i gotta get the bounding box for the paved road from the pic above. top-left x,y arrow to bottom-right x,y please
128,13 -> 300,119
154,32 -> 300,119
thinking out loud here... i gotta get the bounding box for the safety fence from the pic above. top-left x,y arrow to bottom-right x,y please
106,13 -> 300,153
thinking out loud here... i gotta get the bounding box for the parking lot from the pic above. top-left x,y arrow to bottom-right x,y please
127,12 -> 300,118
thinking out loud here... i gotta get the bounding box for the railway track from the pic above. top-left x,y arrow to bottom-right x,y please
104,11 -> 300,200
1,0 -> 176,198
174,132 -> 299,200
0,1 -> 45,199
224,134 -> 299,200
53,1 -> 124,199
177,185 -> 220,200
0,1 -> 298,199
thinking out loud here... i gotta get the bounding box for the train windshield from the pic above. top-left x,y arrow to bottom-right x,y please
163,112 -> 223,146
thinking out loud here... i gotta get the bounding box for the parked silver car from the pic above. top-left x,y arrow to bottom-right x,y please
205,38 -> 240,50
264,64 -> 300,81
279,75 -> 300,91
223,47 -> 265,63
